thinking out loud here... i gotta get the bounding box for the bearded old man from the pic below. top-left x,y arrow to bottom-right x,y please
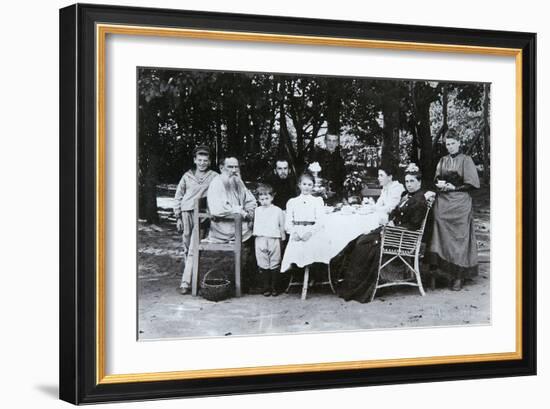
207,157 -> 257,242
179,156 -> 257,294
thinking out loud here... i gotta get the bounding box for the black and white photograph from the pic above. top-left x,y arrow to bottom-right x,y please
137,68 -> 491,340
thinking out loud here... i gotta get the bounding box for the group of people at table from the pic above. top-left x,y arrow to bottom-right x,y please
173,131 -> 480,302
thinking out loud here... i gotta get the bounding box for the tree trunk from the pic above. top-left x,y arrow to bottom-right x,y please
326,79 -> 342,135
408,83 -> 420,164
215,108 -> 222,167
265,107 -> 276,152
380,96 -> 400,170
432,85 -> 448,163
278,96 -> 298,175
441,85 -> 448,144
295,122 -> 304,162
410,124 -> 419,164
226,108 -> 240,155
141,153 -> 159,224
465,123 -> 486,155
138,98 -> 159,224
265,82 -> 278,152
304,117 -> 323,159
482,83 -> 491,184
412,84 -> 435,184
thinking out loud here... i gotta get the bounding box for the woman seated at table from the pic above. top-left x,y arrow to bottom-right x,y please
336,164 -> 428,303
362,164 -> 405,224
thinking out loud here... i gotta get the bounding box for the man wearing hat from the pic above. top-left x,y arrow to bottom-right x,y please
173,145 -> 218,294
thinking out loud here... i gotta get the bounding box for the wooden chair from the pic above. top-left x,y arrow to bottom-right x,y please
370,200 -> 433,302
190,197 -> 243,297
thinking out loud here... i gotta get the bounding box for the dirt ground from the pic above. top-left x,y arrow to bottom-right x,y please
137,188 -> 491,340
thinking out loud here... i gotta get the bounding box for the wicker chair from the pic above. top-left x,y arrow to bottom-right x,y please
190,197 -> 243,297
370,199 -> 433,301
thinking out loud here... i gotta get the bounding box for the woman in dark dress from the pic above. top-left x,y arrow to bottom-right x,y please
336,166 -> 428,303
425,131 -> 480,291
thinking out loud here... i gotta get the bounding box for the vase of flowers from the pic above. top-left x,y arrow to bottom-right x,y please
308,162 -> 325,195
343,171 -> 364,199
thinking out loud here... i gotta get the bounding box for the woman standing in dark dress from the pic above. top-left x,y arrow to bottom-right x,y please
426,132 -> 480,291
336,166 -> 428,303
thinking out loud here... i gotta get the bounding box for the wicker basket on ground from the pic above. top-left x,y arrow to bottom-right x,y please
199,268 -> 232,302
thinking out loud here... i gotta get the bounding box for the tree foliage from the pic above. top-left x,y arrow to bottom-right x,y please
137,68 -> 489,222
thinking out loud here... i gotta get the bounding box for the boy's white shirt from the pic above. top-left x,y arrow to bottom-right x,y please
253,204 -> 285,239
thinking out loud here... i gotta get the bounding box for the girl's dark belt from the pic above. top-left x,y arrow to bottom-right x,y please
292,221 -> 315,226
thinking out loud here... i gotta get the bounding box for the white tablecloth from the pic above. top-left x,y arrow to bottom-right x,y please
281,212 -> 381,272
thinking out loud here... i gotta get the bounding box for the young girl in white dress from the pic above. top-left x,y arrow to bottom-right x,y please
281,171 -> 325,272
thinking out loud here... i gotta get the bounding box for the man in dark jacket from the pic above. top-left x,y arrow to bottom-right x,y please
308,133 -> 346,201
263,158 -> 296,210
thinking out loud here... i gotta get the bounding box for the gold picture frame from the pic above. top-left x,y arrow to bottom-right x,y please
60,3 -> 536,404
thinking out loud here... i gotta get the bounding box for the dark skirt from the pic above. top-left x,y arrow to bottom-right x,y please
426,191 -> 479,280
334,227 -> 383,303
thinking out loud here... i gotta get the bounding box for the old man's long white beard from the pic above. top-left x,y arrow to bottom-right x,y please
222,174 -> 246,203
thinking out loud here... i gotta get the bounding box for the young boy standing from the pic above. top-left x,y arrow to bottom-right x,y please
174,145 -> 218,294
253,184 -> 286,296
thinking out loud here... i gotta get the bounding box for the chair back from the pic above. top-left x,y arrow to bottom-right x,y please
382,227 -> 421,254
193,197 -> 244,241
417,198 -> 434,234
381,198 -> 433,255
194,197 -> 210,219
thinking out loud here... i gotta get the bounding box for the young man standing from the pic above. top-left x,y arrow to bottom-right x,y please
173,145 -> 218,293
308,133 -> 346,201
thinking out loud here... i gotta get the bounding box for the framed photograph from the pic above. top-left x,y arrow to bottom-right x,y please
59,3 -> 536,404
